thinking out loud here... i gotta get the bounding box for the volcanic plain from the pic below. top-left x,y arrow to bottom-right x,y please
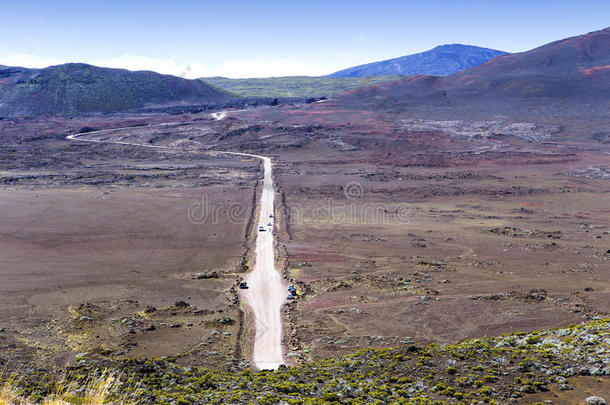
1,104 -> 608,381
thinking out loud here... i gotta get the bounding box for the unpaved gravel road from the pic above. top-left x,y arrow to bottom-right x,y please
241,154 -> 286,369
68,122 -> 287,370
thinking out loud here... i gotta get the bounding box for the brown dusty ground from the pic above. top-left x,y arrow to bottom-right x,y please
520,377 -> 610,404
0,106 -> 608,385
276,156 -> 609,361
226,105 -> 609,364
0,115 -> 263,370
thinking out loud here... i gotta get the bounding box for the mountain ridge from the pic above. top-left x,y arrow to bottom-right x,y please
328,44 -> 507,77
331,27 -> 610,119
0,63 -> 231,117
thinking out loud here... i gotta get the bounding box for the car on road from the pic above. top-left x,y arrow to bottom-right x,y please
269,213 -> 274,218
258,226 -> 265,232
267,222 -> 272,227
239,281 -> 248,289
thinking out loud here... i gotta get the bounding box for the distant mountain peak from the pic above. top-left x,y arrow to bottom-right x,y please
328,44 -> 507,78
332,27 -> 610,119
433,43 -> 490,49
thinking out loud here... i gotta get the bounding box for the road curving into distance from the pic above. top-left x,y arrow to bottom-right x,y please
67,118 -> 287,370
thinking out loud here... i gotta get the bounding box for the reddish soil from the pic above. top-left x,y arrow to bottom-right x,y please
0,105 -> 608,374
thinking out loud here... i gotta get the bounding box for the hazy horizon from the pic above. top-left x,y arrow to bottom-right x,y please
1,0 -> 609,78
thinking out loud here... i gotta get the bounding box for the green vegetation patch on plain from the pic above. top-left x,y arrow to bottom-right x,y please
2,319 -> 609,404
200,75 -> 403,98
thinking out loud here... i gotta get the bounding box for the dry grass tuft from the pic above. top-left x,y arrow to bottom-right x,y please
0,371 -> 134,405
0,379 -> 21,405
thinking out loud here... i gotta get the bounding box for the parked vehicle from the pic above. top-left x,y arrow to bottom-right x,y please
239,281 -> 248,289
267,222 -> 273,227
258,226 -> 265,232
286,293 -> 294,300
269,213 -> 274,218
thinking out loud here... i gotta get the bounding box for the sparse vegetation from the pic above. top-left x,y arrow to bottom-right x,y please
2,320 -> 608,404
0,372 -> 132,405
0,64 -> 231,117
200,75 -> 403,98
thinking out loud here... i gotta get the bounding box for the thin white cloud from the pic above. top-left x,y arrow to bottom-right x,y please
0,51 -> 206,77
0,52 -> 63,69
197,51 -> 372,78
209,56 -> 344,78
89,54 -> 199,78
87,54 -> 366,78
0,51 -> 369,78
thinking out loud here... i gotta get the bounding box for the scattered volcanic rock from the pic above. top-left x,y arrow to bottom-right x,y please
586,396 -> 607,405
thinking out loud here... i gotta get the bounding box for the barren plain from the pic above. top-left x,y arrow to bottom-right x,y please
0,104 -> 608,401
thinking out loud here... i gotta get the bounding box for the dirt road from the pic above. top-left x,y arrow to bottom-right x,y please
241,155 -> 286,369
212,150 -> 287,369
68,127 -> 287,370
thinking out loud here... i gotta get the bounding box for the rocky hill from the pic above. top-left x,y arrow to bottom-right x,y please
0,63 -> 232,117
331,28 -> 610,122
328,44 -> 507,77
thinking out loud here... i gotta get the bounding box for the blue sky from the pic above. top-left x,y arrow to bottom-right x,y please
1,0 -> 608,78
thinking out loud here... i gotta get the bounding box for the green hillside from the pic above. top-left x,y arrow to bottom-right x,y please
0,63 -> 231,117
200,75 -> 403,98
